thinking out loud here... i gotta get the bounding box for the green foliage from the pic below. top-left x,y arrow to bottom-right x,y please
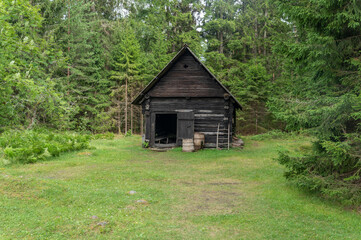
142,140 -> 150,148
277,144 -> 361,204
203,0 -> 289,134
0,129 -> 90,164
0,0 -> 67,129
273,0 -> 361,204
91,132 -> 115,140
125,130 -> 132,137
0,0 -> 289,135
108,20 -> 141,134
61,0 -> 111,132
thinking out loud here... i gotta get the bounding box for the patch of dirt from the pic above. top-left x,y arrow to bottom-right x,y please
177,178 -> 242,186
175,170 -> 261,219
173,178 -> 250,216
207,180 -> 242,186
183,189 -> 242,215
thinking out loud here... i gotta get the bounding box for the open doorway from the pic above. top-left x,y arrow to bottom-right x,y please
155,114 -> 177,145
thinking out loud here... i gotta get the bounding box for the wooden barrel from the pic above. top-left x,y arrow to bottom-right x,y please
182,139 -> 194,152
194,132 -> 205,150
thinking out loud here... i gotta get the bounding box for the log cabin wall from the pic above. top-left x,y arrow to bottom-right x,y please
142,97 -> 234,148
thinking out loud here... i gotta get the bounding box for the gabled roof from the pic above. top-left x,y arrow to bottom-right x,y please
131,44 -> 242,109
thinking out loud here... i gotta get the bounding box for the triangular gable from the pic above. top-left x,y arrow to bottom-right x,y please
132,45 -> 242,109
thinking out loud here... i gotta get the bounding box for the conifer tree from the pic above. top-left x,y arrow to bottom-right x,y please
110,21 -> 140,134
273,0 -> 361,203
60,0 -> 111,131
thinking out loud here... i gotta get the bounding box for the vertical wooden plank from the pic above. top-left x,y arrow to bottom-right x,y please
228,123 -> 230,150
145,111 -> 151,142
177,111 -> 194,143
140,111 -> 143,136
150,112 -> 155,147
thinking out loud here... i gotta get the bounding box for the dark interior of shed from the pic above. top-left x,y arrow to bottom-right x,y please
155,114 -> 177,144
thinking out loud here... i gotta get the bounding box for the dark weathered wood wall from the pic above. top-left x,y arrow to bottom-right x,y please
143,97 -> 234,148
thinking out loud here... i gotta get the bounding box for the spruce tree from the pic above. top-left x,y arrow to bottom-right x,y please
61,0 -> 110,131
110,21 -> 141,134
273,0 -> 361,203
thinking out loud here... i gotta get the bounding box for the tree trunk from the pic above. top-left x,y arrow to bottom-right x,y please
125,78 -> 128,134
263,7 -> 268,56
130,91 -> 133,134
27,105 -> 38,130
255,110 -> 258,134
254,17 -> 258,56
67,0 -> 70,82
118,96 -> 121,134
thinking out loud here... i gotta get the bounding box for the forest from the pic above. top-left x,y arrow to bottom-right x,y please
1,0 -> 361,203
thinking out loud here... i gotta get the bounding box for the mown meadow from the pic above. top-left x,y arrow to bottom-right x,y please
0,135 -> 360,239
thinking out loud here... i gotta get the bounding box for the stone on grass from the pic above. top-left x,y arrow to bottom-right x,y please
136,199 -> 149,204
125,205 -> 136,210
128,190 -> 137,195
97,221 -> 108,226
91,215 -> 98,219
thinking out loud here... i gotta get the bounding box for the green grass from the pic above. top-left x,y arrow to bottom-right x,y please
0,135 -> 360,239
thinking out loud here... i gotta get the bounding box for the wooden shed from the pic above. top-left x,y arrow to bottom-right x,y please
132,45 -> 242,148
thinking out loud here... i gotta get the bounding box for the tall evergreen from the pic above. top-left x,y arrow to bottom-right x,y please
58,0 -> 110,131
273,0 -> 361,203
109,21 -> 141,134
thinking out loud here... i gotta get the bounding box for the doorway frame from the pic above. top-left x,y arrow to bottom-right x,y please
151,112 -> 179,148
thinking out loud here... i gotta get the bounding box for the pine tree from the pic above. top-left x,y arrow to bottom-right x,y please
273,0 -> 361,203
61,0 -> 111,131
110,21 -> 141,134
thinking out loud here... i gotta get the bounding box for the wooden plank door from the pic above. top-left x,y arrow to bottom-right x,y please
177,111 -> 194,146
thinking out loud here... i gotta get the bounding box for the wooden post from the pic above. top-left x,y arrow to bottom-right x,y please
216,123 -> 220,149
227,123 -> 230,150
140,108 -> 143,136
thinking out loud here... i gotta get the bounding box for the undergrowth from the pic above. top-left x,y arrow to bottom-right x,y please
0,129 -> 90,164
277,137 -> 361,205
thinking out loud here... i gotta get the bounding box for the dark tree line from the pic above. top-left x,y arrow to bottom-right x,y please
1,0 -> 290,134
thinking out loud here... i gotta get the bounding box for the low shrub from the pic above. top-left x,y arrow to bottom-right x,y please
91,132 -> 115,140
125,130 -> 132,137
0,129 -> 90,164
277,136 -> 361,205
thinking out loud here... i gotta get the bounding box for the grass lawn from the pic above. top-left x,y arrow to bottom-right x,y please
0,135 -> 360,239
